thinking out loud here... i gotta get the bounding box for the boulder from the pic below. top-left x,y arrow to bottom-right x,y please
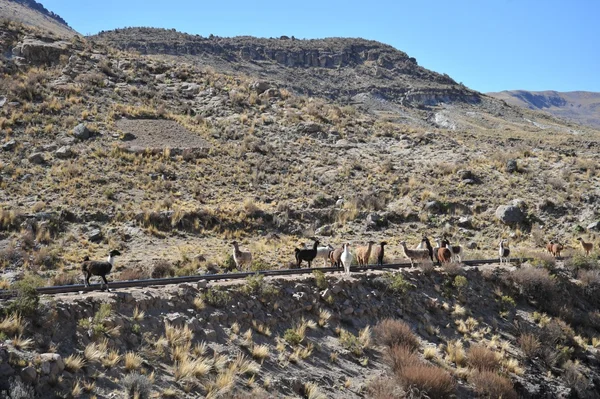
55,146 -> 74,159
13,37 -> 71,65
251,81 -> 270,94
21,366 -> 37,383
424,200 -> 443,213
457,216 -> 472,228
315,224 -> 333,236
297,122 -> 322,134
88,229 -> 103,242
2,140 -> 16,151
505,159 -> 518,173
39,353 -> 64,378
587,221 -> 600,231
495,205 -> 525,224
456,169 -> 474,180
28,152 -> 45,164
73,123 -> 91,140
467,241 -> 478,250
120,132 -> 136,141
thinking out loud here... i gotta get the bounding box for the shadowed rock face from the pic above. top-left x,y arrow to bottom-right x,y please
92,28 -> 482,109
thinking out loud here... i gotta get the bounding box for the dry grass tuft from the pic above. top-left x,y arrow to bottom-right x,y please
445,340 -> 467,367
470,370 -> 517,399
0,313 -> 25,336
165,322 -> 193,347
397,363 -> 456,399
124,351 -> 143,371
518,333 -> 540,357
467,344 -> 501,371
374,319 -> 420,351
64,354 -> 86,372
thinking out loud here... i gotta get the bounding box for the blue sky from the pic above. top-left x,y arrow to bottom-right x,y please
43,0 -> 599,93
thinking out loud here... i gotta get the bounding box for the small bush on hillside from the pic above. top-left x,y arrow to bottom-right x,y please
119,267 -> 150,281
511,267 -> 557,302
374,272 -> 414,295
374,319 -> 420,351
312,270 -> 328,290
565,253 -> 599,274
386,344 -> 421,373
4,275 -> 43,317
531,253 -> 557,271
469,370 -> 517,399
283,329 -> 303,346
467,344 -> 501,371
396,363 -> 455,399
366,377 -> 403,399
151,260 -> 175,278
240,273 -> 279,297
518,333 -> 540,358
122,373 -> 152,399
201,288 -> 231,307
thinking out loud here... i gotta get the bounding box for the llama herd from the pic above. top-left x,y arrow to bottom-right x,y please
78,236 -> 596,292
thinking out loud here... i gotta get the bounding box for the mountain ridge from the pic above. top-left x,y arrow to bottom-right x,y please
0,0 -> 76,37
488,89 -> 600,129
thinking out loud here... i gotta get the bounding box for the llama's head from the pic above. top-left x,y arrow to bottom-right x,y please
109,249 -> 121,257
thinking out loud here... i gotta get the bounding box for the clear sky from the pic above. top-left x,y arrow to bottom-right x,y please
42,0 -> 599,93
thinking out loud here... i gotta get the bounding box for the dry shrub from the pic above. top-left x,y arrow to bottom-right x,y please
119,267 -> 150,281
467,344 -> 501,371
386,345 -> 421,373
511,266 -> 557,301
51,272 -> 79,286
151,260 -> 175,278
469,370 -> 517,399
441,261 -> 462,276
366,377 -> 404,399
518,333 -> 540,358
397,363 -> 455,399
374,319 -> 420,351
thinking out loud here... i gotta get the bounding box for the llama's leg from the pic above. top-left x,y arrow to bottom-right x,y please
85,274 -> 90,287
101,275 -> 110,292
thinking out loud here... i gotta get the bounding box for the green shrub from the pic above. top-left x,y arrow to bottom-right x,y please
500,295 -> 516,311
283,329 -> 303,346
376,272 -> 414,295
240,273 -> 279,297
202,288 -> 231,307
312,270 -> 328,290
453,276 -> 468,290
4,275 -> 43,317
565,253 -> 598,274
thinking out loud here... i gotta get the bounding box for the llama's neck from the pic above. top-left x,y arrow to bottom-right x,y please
107,254 -> 115,265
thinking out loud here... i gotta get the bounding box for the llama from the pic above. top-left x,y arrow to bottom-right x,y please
499,240 -> 510,263
295,240 -> 319,268
356,241 -> 376,266
375,241 -> 387,266
340,243 -> 353,275
400,241 -> 430,267
577,237 -> 593,256
231,241 -> 252,271
82,249 -> 121,291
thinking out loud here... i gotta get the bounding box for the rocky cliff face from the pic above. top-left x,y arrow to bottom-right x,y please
93,28 -> 482,110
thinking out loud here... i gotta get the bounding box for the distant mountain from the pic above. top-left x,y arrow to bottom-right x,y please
488,90 -> 600,129
0,0 -> 76,37
92,27 -> 482,113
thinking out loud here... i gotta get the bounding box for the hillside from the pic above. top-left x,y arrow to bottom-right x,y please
488,90 -> 600,129
1,18 -> 600,399
0,0 -> 76,38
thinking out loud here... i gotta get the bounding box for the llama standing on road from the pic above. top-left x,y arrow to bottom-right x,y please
82,249 -> 122,292
340,243 -> 353,275
499,240 -> 510,264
